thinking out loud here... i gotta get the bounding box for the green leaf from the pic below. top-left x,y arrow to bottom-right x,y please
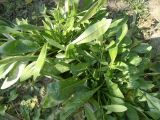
0,105 -> 7,116
1,62 -> 26,89
60,87 -> 99,120
42,79 -> 84,108
128,54 -> 142,66
104,104 -> 127,113
78,0 -> 106,24
105,74 -> 124,98
54,62 -> 70,73
109,96 -> 124,104
109,42 -> 118,65
145,93 -> 160,119
85,104 -> 97,120
0,40 -> 40,55
8,89 -> 18,102
71,63 -> 88,74
65,44 -> 77,58
33,43 -> 47,80
33,108 -> 41,120
146,93 -> 160,111
106,18 -> 127,37
0,62 -> 16,79
78,0 -> 93,10
132,43 -> 152,54
20,62 -> 36,82
15,24 -> 40,31
0,56 -> 37,65
0,26 -> 19,34
146,111 -> 160,120
117,23 -> 128,43
43,34 -> 65,50
126,106 -> 139,120
72,18 -> 112,45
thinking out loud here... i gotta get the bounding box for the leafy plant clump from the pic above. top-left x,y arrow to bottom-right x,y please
0,0 -> 160,120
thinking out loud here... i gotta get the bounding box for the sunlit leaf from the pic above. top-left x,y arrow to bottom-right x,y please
104,104 -> 127,113
20,62 -> 36,82
34,43 -> 47,80
109,42 -> 118,65
0,56 -> 37,64
0,62 -> 16,79
78,0 -> 106,24
117,23 -> 128,43
1,62 -> 26,89
0,40 -> 40,55
72,18 -> 112,45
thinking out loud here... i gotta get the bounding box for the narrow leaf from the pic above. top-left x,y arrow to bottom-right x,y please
126,106 -> 139,120
0,26 -> 19,34
43,35 -> 65,50
146,93 -> 160,111
105,74 -> 124,98
85,104 -> 97,120
20,62 -> 36,82
42,79 -> 84,108
109,43 -> 118,65
72,18 -> 112,45
0,56 -> 37,64
104,104 -> 127,113
1,62 -> 26,89
117,23 -> 128,43
60,87 -> 99,120
34,43 -> 47,80
0,62 -> 16,79
0,40 -> 40,55
78,0 -> 106,24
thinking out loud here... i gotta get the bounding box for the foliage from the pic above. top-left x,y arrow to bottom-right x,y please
0,0 -> 159,119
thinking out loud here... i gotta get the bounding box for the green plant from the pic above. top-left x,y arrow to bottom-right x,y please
0,0 -> 159,120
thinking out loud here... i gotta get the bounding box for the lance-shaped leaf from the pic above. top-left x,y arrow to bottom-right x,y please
20,62 -> 36,82
0,40 -> 40,55
71,18 -> 112,45
34,43 -> 48,80
60,87 -> 99,120
117,23 -> 128,43
146,93 -> 160,111
84,104 -> 97,120
42,79 -> 85,108
78,0 -> 106,24
0,26 -> 19,34
43,34 -> 65,50
0,62 -> 16,79
0,56 -> 37,64
1,62 -> 26,89
108,41 -> 118,65
105,73 -> 124,98
104,104 -> 127,113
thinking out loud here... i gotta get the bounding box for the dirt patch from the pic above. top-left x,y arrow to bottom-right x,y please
108,0 -> 130,11
149,0 -> 160,21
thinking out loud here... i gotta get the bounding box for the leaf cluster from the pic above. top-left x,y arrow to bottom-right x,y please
0,0 -> 159,120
